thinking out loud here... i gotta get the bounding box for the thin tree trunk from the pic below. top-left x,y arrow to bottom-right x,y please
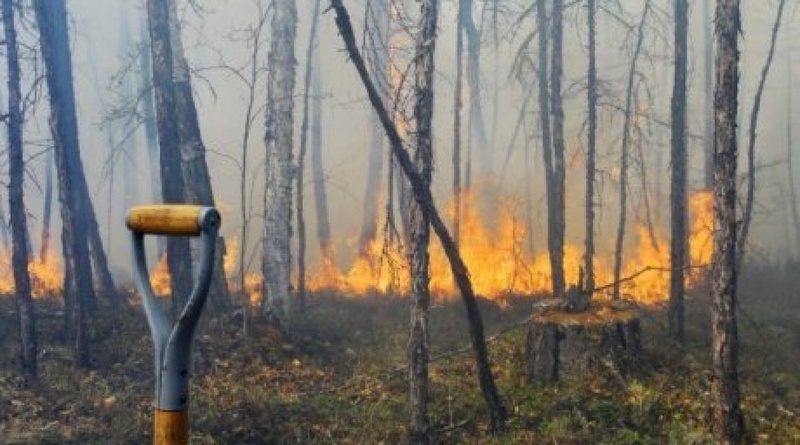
329,2 -> 507,431
4,0 -> 37,380
584,0 -> 597,294
738,0 -> 786,265
669,0 -> 689,348
146,0 -> 193,314
409,1 -> 437,439
461,0 -> 491,176
612,1 -> 651,300
33,0 -> 93,367
711,0 -> 745,441
262,0 -> 297,326
535,0 -> 558,297
297,0 -> 323,311
453,0 -> 464,245
358,0 -> 390,256
311,40 -> 332,267
39,148 -> 54,262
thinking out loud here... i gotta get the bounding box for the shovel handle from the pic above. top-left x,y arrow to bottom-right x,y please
154,409 -> 188,445
127,205 -> 216,236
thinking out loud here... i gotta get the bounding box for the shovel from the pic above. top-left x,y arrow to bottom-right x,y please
126,205 -> 221,445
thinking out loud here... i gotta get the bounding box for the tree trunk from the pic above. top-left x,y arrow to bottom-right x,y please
146,0 -> 193,314
358,0 -> 390,256
669,0 -> 689,348
453,0 -> 465,245
584,0 -> 597,294
549,0 -> 566,298
788,32 -> 800,258
711,0 -> 745,441
329,2 -> 507,431
262,0 -> 297,326
408,1 -> 437,441
738,0 -> 786,265
4,0 -> 37,380
39,148 -> 54,262
297,0 -> 323,311
461,0 -> 491,177
310,34 -> 333,269
167,0 -> 230,309
612,1 -> 651,301
33,0 -> 93,367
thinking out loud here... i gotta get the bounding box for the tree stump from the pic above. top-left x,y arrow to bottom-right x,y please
525,299 -> 641,383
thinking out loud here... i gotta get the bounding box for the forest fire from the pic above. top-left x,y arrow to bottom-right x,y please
306,190 -> 714,304
0,250 -> 63,298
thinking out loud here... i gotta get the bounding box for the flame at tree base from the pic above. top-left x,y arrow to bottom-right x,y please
306,191 -> 713,305
0,251 -> 64,298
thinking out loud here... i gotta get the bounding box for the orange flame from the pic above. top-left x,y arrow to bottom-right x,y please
306,190 -> 714,304
0,249 -> 63,298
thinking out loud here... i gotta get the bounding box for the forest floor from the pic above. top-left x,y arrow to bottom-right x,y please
1,264 -> 800,444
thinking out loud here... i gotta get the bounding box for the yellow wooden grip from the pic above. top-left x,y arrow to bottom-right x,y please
127,205 -> 205,236
153,409 -> 188,445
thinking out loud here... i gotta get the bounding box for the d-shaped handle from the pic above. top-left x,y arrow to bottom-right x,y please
127,205 -> 221,415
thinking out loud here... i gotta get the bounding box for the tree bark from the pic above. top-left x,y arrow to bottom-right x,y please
33,0 -> 93,367
461,0 -> 491,176
39,149 -> 54,262
584,0 -> 597,294
703,0 -> 714,190
4,0 -> 37,380
146,0 -> 193,314
738,0 -> 786,265
669,0 -> 689,348
262,0 -> 297,326
711,0 -> 745,441
310,32 -> 333,269
549,0 -> 566,298
787,33 -> 800,258
167,0 -> 230,309
408,1 -> 436,441
330,1 -> 507,431
612,1 -> 651,300
453,0 -> 465,245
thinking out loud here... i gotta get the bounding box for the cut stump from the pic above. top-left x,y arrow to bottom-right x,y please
525,299 -> 641,383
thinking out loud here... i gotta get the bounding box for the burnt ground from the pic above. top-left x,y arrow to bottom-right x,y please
1,263 -> 799,444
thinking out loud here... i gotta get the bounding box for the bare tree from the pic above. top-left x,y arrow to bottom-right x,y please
703,0 -> 713,190
612,1 -> 651,301
584,0 -> 597,294
4,0 -> 37,379
668,0 -> 688,348
408,1 -> 437,441
146,0 -> 193,313
33,0 -> 94,366
329,1 -> 507,430
262,0 -> 297,325
739,0 -> 787,264
453,0 -> 465,244
461,0 -> 491,177
711,0 -> 745,441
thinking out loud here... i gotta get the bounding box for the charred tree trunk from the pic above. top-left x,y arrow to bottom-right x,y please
262,0 -> 297,326
167,0 -> 230,309
297,0 -> 323,311
408,1 -> 436,441
146,0 -> 193,313
739,0 -> 786,264
711,0 -> 745,441
34,0 -> 93,367
358,0 -> 390,256
329,1 -> 507,431
584,0 -> 597,294
4,0 -> 37,379
669,0 -> 689,348
549,0 -> 566,297
535,0 -> 559,298
612,1 -> 651,300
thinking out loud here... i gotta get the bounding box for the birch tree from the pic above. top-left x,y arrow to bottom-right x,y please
262,0 -> 297,325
